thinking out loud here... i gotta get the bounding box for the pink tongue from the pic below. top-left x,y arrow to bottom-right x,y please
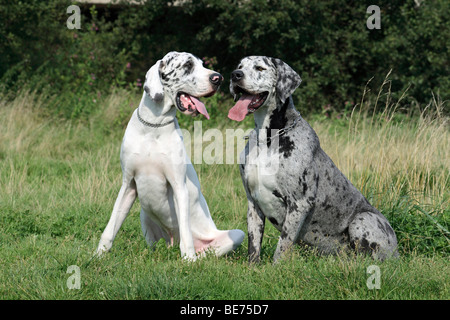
228,94 -> 253,122
190,96 -> 210,120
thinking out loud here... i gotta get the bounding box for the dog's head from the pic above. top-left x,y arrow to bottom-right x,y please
228,56 -> 301,122
144,51 -> 223,119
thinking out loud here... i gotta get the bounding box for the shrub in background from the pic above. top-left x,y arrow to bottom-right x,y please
0,0 -> 448,118
0,1 -> 131,118
186,0 -> 449,113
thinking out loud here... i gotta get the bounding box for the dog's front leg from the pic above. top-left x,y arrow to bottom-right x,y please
247,198 -> 265,264
97,178 -> 137,256
170,175 -> 196,261
273,197 -> 314,263
273,166 -> 318,263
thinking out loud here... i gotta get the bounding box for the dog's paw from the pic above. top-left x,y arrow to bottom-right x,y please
182,253 -> 198,262
95,244 -> 110,258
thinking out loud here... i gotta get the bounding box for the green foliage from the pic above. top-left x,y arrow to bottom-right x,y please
0,0 -> 132,118
185,0 -> 449,113
0,0 -> 448,118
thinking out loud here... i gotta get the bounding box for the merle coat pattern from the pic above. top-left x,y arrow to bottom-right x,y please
228,56 -> 398,263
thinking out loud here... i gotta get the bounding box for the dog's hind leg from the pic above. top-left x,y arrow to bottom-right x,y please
96,179 -> 137,256
348,211 -> 399,260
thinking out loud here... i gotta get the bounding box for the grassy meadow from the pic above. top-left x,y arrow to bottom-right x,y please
0,88 -> 448,300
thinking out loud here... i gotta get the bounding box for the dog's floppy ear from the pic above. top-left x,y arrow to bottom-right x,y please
271,58 -> 302,104
144,59 -> 164,102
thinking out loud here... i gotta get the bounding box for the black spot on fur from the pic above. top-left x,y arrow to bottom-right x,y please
165,56 -> 174,66
272,190 -> 283,198
281,196 -> 298,213
184,67 -> 192,76
270,57 -> 281,68
161,69 -> 175,81
360,238 -> 369,249
266,96 -> 296,158
272,190 -> 288,210
181,59 -> 194,77
268,99 -> 289,129
352,237 -> 380,255
376,218 -> 389,237
385,222 -> 395,237
301,182 -> 308,195
267,99 -> 289,144
279,136 -> 295,158
323,200 -> 332,211
291,202 -> 299,212
298,170 -> 309,195
321,195 -> 332,211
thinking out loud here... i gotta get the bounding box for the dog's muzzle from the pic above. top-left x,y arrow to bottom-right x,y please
228,69 -> 269,122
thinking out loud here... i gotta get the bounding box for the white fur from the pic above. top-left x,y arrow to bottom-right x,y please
97,52 -> 244,260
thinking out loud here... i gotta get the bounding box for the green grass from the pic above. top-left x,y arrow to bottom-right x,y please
0,89 -> 448,300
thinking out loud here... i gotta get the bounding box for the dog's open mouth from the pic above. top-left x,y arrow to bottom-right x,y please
228,87 -> 269,122
176,92 -> 211,119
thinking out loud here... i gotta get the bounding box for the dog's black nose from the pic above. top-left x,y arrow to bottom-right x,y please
209,73 -> 223,86
231,70 -> 244,82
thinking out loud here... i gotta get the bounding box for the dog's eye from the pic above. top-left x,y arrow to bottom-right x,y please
184,61 -> 193,70
255,66 -> 266,71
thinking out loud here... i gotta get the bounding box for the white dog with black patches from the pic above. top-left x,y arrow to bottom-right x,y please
96,52 -> 244,260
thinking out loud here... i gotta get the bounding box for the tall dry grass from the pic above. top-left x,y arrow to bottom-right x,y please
2,88 -> 447,211
313,74 -> 449,212
0,90 -> 128,211
1,87 -> 448,220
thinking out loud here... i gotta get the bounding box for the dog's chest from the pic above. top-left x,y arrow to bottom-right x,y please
243,146 -> 285,226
